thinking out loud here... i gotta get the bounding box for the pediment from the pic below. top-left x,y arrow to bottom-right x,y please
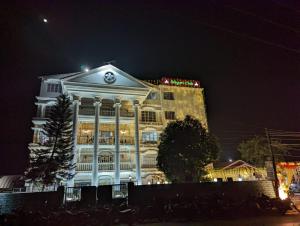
64,64 -> 149,89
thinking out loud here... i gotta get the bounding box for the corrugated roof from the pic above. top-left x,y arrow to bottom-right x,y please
0,175 -> 22,188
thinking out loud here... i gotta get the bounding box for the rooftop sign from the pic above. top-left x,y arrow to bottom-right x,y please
161,77 -> 200,88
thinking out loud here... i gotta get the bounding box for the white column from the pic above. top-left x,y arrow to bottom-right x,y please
67,96 -> 81,187
114,100 -> 121,184
92,97 -> 101,186
133,100 -> 142,185
40,104 -> 46,117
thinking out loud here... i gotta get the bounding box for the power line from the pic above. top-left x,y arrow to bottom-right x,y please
274,153 -> 300,158
223,5 -> 300,34
195,19 -> 300,55
270,0 -> 300,14
133,5 -> 300,56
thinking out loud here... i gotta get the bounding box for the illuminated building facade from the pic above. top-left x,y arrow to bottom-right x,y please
30,64 -> 207,186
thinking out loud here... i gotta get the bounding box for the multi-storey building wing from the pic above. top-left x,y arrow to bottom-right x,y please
30,64 -> 207,186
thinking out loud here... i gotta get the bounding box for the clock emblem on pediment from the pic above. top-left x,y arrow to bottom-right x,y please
104,71 -> 116,84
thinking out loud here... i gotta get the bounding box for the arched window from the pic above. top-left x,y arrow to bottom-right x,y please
99,152 -> 114,163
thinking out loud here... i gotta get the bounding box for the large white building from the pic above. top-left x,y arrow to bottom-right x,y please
30,64 -> 208,186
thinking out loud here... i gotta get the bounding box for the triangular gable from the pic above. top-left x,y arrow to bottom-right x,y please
222,160 -> 256,170
64,64 -> 150,89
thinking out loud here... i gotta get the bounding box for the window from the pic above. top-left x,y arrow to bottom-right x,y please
99,131 -> 114,144
147,92 -> 158,100
47,83 -> 62,93
163,92 -> 174,100
44,105 -> 54,117
100,131 -> 114,137
165,111 -> 175,120
142,131 -> 158,144
120,154 -> 130,162
81,155 -> 92,163
99,153 -> 113,163
142,154 -> 157,167
141,111 -> 156,122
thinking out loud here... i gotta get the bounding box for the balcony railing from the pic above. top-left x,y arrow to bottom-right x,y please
141,164 -> 157,169
99,137 -> 115,145
76,162 -> 133,171
77,136 -> 134,145
139,120 -> 162,125
100,109 -> 115,116
141,140 -> 158,146
79,106 -> 95,115
79,106 -> 134,117
120,110 -> 134,117
77,136 -> 93,144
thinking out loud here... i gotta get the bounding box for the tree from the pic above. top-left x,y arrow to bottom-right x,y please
237,135 -> 286,167
26,94 -> 74,188
157,115 -> 219,182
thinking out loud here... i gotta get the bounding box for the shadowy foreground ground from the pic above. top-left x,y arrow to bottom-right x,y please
139,213 -> 300,226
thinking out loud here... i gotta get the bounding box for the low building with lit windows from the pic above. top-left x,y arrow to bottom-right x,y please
30,64 -> 207,186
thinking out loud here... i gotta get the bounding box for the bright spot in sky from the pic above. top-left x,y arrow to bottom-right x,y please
43,18 -> 48,23
229,158 -> 233,162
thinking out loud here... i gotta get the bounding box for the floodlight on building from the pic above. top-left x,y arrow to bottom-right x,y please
157,181 -> 160,184
147,181 -> 151,185
213,178 -> 217,182
84,67 -> 89,72
238,177 -> 243,181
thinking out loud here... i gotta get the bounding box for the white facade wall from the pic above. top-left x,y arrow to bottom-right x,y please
30,64 -> 207,185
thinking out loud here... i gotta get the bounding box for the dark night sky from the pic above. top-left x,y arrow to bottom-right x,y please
1,0 -> 300,175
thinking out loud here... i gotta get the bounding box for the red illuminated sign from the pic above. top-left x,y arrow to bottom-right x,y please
161,77 -> 200,88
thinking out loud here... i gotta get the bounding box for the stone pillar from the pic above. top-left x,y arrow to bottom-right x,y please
133,100 -> 142,185
67,95 -> 81,187
92,97 -> 101,186
114,100 -> 121,184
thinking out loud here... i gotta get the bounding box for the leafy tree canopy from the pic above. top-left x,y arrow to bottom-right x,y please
26,94 -> 74,187
237,135 -> 287,167
157,115 -> 219,183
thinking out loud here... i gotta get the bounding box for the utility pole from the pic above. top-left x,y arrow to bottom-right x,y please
265,128 -> 279,198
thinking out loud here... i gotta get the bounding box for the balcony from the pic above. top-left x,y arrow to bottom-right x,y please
139,120 -> 162,125
79,106 -> 134,117
141,140 -> 158,146
76,162 -> 133,171
120,110 -> 134,117
77,136 -> 134,145
100,109 -> 115,116
141,164 -> 157,169
79,106 -> 94,115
